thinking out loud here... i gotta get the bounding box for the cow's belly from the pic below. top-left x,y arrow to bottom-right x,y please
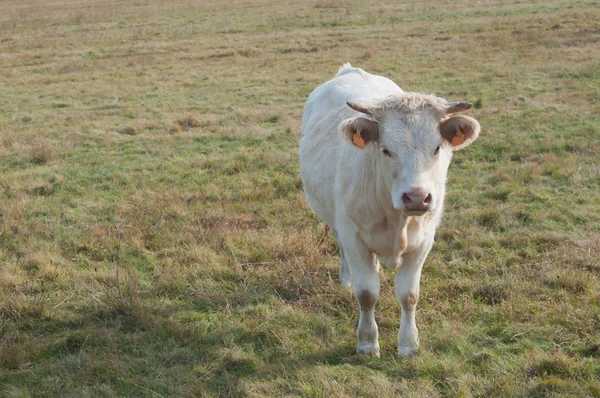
304,190 -> 335,229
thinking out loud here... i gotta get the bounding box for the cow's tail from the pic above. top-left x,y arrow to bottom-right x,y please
316,224 -> 331,248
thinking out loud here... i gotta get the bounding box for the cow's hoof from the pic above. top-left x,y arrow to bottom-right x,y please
357,343 -> 381,357
398,345 -> 418,358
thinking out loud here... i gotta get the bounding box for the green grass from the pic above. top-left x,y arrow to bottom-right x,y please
1,0 -> 599,396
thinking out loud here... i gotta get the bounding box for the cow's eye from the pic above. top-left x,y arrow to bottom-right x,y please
434,145 -> 441,155
382,148 -> 392,158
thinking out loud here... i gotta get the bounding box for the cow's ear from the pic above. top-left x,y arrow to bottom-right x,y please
439,115 -> 480,151
339,117 -> 379,149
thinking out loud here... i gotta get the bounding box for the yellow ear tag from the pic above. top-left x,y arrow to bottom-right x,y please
452,130 -> 465,147
352,131 -> 365,148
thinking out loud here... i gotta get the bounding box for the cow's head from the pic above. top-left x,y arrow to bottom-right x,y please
339,93 -> 480,215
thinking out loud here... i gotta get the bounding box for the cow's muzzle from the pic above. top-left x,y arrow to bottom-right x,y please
401,189 -> 432,212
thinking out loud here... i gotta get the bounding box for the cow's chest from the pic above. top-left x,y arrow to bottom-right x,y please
363,216 -> 426,258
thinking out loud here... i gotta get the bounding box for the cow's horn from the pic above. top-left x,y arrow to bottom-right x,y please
445,102 -> 472,114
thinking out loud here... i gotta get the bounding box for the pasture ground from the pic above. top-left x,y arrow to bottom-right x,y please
1,0 -> 599,396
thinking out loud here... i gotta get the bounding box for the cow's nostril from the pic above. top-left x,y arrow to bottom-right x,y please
401,190 -> 432,211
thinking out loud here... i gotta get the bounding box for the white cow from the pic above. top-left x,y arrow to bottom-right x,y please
299,63 -> 480,357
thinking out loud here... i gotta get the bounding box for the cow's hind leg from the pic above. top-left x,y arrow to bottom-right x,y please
333,229 -> 352,286
395,238 -> 433,357
340,233 -> 381,356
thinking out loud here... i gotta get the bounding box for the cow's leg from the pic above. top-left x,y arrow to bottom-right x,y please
333,229 -> 352,286
394,237 -> 433,357
341,236 -> 380,356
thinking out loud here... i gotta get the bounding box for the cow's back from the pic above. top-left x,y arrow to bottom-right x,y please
299,64 -> 402,229
301,64 -> 402,139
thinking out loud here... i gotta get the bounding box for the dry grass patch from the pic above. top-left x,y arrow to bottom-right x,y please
26,138 -> 56,165
473,281 -> 510,306
542,267 -> 592,294
0,287 -> 50,322
91,268 -> 148,328
116,126 -> 137,136
171,114 -> 202,133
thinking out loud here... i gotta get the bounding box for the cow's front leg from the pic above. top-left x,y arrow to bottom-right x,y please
342,235 -> 381,356
395,237 -> 433,357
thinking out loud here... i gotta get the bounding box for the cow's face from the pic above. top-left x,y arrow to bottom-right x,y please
339,95 -> 480,215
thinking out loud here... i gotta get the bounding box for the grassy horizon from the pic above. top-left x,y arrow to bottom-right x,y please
1,0 -> 599,396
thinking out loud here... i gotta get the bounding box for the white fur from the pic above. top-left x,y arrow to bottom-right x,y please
299,64 -> 480,357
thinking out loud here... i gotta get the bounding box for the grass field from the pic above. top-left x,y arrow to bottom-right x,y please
1,0 -> 599,396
